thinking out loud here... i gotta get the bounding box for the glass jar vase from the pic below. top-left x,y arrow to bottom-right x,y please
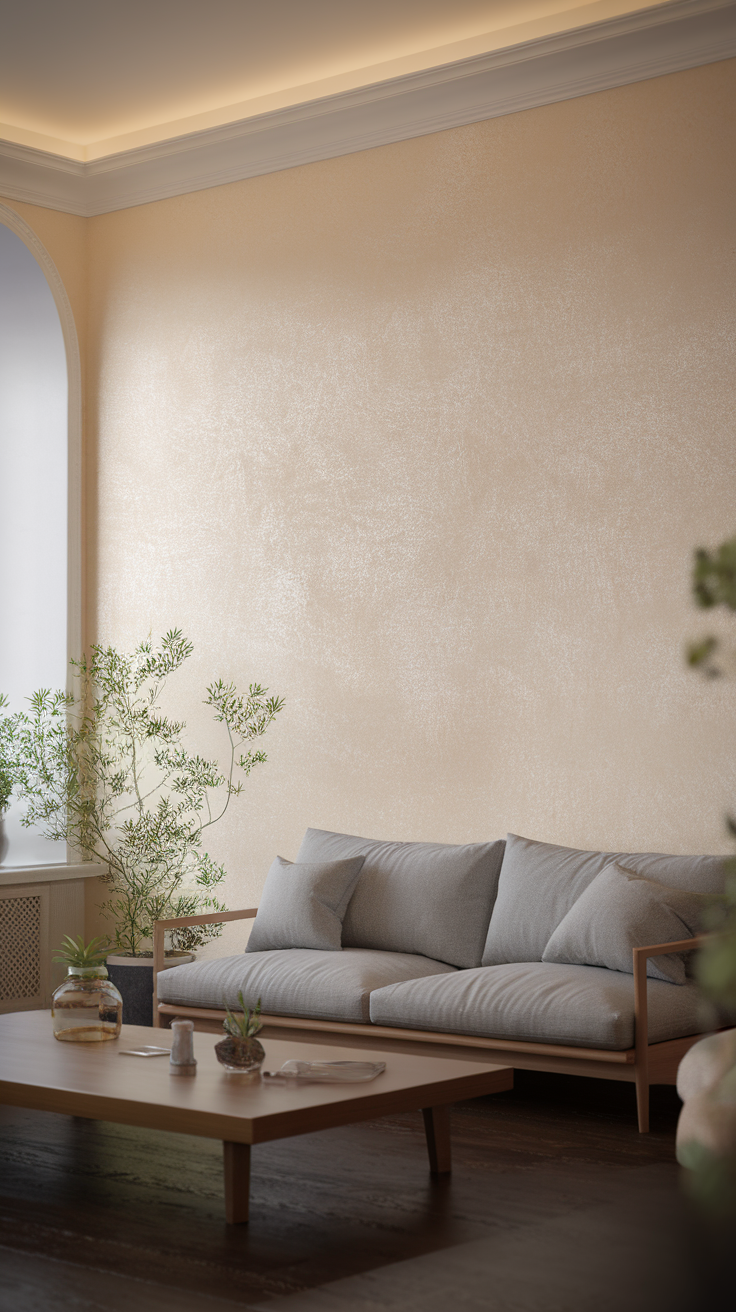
51,966 -> 123,1042
214,1034 -> 265,1076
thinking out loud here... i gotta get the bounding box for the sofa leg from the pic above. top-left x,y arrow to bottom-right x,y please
635,1069 -> 649,1133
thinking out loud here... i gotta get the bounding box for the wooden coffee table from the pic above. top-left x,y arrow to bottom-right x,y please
0,1011 -> 512,1223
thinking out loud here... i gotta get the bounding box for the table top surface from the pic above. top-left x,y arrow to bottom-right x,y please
0,1011 -> 511,1144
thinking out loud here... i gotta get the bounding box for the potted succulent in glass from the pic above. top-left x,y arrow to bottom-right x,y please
51,934 -> 122,1042
1,631 -> 283,1026
215,992 -> 265,1076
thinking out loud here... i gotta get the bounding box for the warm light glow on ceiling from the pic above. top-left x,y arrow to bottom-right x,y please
0,1 -> 674,161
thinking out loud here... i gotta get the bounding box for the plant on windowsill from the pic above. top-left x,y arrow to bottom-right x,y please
0,708 -> 12,864
0,631 -> 284,969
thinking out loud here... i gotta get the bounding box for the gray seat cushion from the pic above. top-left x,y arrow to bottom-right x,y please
296,827 -> 506,968
157,948 -> 457,1023
369,962 -> 704,1050
483,833 -> 726,967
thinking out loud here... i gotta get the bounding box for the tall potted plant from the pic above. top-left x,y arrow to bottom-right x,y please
0,630 -> 283,1022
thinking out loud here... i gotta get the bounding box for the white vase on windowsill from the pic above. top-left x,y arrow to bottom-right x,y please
0,813 -> 8,865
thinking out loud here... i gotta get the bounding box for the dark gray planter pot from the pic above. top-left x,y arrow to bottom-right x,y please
106,953 -> 193,1027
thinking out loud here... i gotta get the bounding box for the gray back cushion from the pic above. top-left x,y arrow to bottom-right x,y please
482,833 -> 726,966
296,828 -> 506,968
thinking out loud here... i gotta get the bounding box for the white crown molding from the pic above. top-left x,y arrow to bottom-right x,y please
1,0 -> 734,217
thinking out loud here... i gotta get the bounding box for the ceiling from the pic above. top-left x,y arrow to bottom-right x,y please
1,0 -> 672,160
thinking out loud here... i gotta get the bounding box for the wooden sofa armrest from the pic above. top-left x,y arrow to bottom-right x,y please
633,936 -> 704,1032
633,935 -> 704,1040
152,907 -> 258,1025
632,935 -> 705,1131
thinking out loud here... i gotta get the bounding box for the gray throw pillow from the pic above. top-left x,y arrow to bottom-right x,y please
541,862 -> 709,984
482,833 -> 725,966
246,855 -> 365,953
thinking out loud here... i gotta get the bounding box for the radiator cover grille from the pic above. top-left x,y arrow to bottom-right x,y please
0,894 -> 42,1002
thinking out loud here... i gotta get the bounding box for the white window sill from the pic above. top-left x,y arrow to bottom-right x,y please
0,862 -> 105,887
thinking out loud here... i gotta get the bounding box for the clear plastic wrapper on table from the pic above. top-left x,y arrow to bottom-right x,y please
262,1060 -> 386,1083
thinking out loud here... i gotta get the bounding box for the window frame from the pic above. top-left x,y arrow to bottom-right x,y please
0,202 -> 83,873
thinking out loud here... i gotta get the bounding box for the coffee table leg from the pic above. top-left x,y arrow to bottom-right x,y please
223,1141 -> 251,1223
422,1105 -> 451,1175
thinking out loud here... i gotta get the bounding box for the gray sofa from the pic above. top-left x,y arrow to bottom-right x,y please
154,829 -> 725,1131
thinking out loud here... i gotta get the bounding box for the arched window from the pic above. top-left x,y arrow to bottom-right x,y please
0,208 -> 81,869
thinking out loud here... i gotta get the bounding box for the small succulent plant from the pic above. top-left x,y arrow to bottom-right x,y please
53,934 -> 111,970
223,991 -> 262,1039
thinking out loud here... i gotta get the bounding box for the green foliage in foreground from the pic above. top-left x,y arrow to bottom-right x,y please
687,536 -> 736,676
696,851 -> 736,1010
693,538 -> 736,612
687,537 -> 736,1009
0,631 -> 283,956
678,1139 -> 736,1219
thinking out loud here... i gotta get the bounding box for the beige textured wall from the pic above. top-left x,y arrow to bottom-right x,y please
8,61 -> 736,946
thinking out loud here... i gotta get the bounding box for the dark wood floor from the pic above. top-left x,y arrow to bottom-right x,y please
0,1070 -> 727,1311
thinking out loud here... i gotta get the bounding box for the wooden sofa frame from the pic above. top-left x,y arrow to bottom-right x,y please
153,907 -> 707,1133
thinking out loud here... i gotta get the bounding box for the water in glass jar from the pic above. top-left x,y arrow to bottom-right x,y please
52,974 -> 122,1041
